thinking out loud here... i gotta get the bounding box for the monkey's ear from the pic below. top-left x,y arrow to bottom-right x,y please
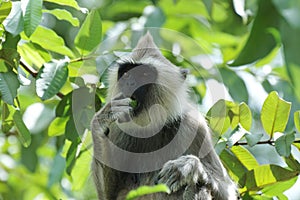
134,32 -> 158,50
180,68 -> 189,79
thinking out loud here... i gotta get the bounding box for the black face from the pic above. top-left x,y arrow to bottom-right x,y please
117,62 -> 158,112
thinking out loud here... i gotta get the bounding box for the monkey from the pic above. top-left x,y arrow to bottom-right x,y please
91,32 -> 239,200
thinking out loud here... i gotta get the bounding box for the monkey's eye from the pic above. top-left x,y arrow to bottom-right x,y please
123,72 -> 130,79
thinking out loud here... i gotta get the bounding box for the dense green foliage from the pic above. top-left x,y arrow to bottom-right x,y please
0,0 -> 300,199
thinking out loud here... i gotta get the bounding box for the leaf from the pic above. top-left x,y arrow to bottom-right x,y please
206,99 -> 230,135
65,116 -> 80,142
284,154 -> 300,171
74,10 -> 102,56
66,139 -> 80,175
1,103 -> 14,133
261,91 -> 291,138
48,117 -> 68,137
56,92 -> 72,117
231,146 -> 259,170
144,7 -> 165,27
0,71 -> 20,105
44,0 -> 81,10
13,110 -> 31,147
43,9 -> 79,27
0,48 -> 20,69
2,2 -> 24,36
262,177 -> 297,198
36,60 -> 68,100
220,149 -> 247,181
0,1 -> 12,24
29,26 -> 74,57
21,0 -> 42,37
275,132 -> 295,157
126,184 -> 170,200
227,125 -> 247,147
294,111 -> 300,132
230,0 -> 280,66
245,133 -> 263,147
18,42 -> 51,68
272,0 -> 300,29
219,68 -> 248,103
47,151 -> 66,187
240,164 -> 298,190
71,149 -> 92,190
230,102 -> 252,131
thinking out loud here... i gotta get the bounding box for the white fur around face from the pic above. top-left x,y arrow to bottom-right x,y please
106,33 -> 191,129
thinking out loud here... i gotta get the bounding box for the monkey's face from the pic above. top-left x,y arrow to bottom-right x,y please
117,62 -> 158,112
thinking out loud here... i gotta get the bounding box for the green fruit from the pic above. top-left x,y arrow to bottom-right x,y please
130,99 -> 138,108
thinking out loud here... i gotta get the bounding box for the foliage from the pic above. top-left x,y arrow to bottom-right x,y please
0,0 -> 300,199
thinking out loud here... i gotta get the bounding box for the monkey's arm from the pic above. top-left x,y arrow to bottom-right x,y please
91,93 -> 132,200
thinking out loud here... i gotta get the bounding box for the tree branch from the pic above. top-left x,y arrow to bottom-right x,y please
234,140 -> 300,146
20,60 -> 65,99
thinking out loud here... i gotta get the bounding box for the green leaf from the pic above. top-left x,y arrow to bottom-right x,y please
144,7 -> 165,27
262,177 -> 297,198
230,0 -> 280,66
29,26 -> 74,57
74,10 -> 102,56
18,42 -> 51,68
47,151 -> 66,187
219,68 -> 248,102
2,2 -> 24,36
0,71 -> 20,105
230,102 -> 252,131
36,60 -> 68,100
275,132 -> 295,157
0,48 -> 20,69
284,154 -> 300,171
241,164 -> 298,190
206,99 -> 230,135
65,116 -> 80,142
273,0 -> 300,29
245,133 -> 263,147
0,1 -> 12,24
227,125 -> 247,147
1,103 -> 14,133
126,184 -> 170,200
56,92 -> 72,117
48,117 -> 68,136
220,149 -> 247,182
66,139 -> 80,175
21,0 -> 42,37
43,9 -> 80,27
261,91 -> 291,138
294,111 -> 300,132
231,146 -> 259,170
44,0 -> 81,10
71,148 -> 92,190
13,110 -> 31,147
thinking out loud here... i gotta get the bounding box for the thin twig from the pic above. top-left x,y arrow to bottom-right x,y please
20,60 -> 65,99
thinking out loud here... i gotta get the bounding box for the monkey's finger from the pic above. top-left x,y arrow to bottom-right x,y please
111,105 -> 132,113
111,98 -> 131,107
112,92 -> 126,100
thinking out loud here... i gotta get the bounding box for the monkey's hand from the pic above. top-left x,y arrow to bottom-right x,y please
91,93 -> 132,135
156,155 -> 215,193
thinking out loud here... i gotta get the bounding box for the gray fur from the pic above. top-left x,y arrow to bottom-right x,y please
91,32 -> 239,200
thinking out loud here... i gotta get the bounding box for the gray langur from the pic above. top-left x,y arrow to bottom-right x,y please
91,32 -> 239,200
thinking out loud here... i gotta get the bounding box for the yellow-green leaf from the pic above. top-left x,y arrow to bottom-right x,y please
126,184 -> 170,200
240,164 -> 297,190
43,9 -> 79,27
294,111 -> 300,132
44,0 -> 81,10
261,91 -> 291,138
0,1 -> 12,24
231,146 -> 259,171
29,26 -> 74,57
